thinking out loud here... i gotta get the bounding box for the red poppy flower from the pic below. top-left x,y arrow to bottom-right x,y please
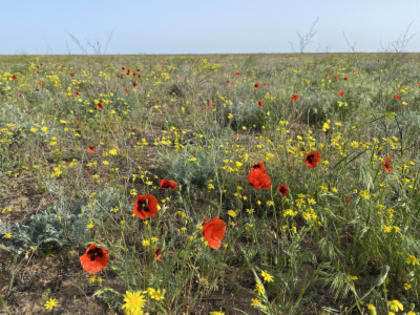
133,82 -> 138,88
160,179 -> 178,190
344,196 -> 351,205
119,74 -> 124,79
258,100 -> 263,107
248,163 -> 272,190
96,103 -> 104,110
87,169 -> 93,175
39,80 -> 44,86
133,194 -> 158,219
202,216 -> 226,250
12,75 -> 17,80
344,77 -> 348,81
80,244 -> 109,274
338,91 -> 344,97
263,82 -> 268,87
121,66 -> 125,70
291,94 -> 300,103
87,146 -> 96,153
382,156 -> 393,173
394,94 -> 400,100
305,151 -> 322,168
69,72 -> 75,77
334,76 -> 339,81
154,247 -> 163,262
254,82 -> 260,88
227,88 -> 232,92
226,80 -> 230,84
18,92 -> 23,98
325,73 -> 329,77
277,184 -> 289,196
207,101 -> 213,107
235,72 -> 240,76
127,69 -> 130,75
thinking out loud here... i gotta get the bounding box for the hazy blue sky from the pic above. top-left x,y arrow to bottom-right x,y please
1,0 -> 420,54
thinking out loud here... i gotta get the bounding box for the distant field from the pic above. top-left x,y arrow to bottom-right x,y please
0,53 -> 419,314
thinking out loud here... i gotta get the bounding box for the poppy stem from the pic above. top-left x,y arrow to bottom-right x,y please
270,186 -> 278,232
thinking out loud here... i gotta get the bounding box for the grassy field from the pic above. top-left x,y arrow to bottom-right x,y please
0,53 -> 419,314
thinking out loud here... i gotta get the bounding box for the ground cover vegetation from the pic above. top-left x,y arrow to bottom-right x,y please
0,53 -> 419,314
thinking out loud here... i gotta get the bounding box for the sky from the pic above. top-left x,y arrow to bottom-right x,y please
1,0 -> 420,54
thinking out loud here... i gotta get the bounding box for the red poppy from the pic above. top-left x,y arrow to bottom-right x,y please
39,80 -> 44,86
133,82 -> 138,88
80,244 -> 109,274
258,100 -> 263,107
382,156 -> 393,173
160,179 -> 178,190
227,88 -> 232,93
305,151 -> 322,168
96,103 -> 104,110
69,72 -> 75,77
344,196 -> 351,205
235,72 -> 240,76
127,69 -> 130,75
291,94 -> 300,103
394,94 -> 400,100
18,92 -> 23,98
202,216 -> 226,250
207,101 -> 213,107
254,82 -> 260,88
119,74 -> 124,79
277,184 -> 289,196
334,76 -> 339,81
263,82 -> 268,87
133,194 -> 158,219
154,247 -> 163,262
338,91 -> 344,97
87,146 -> 96,153
248,163 -> 272,190
226,80 -> 230,84
121,66 -> 125,70
344,77 -> 348,81
12,75 -> 17,80
325,73 -> 329,77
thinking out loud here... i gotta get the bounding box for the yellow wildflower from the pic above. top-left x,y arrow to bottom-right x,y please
44,298 -> 58,310
261,270 -> 274,283
387,300 -> 403,312
121,291 -> 145,314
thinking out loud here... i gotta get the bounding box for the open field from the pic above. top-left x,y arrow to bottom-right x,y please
0,53 -> 419,314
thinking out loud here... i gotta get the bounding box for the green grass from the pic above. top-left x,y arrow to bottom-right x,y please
0,53 -> 419,314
